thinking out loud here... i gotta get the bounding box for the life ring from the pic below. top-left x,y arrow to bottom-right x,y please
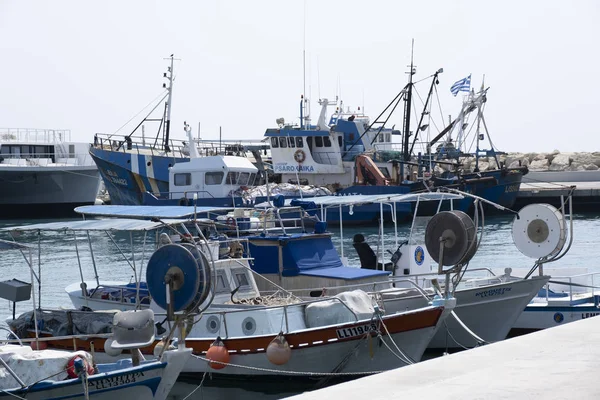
179,197 -> 189,206
294,149 -> 306,163
226,217 -> 237,228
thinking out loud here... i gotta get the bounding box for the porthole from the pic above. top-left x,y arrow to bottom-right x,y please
206,315 -> 220,334
242,317 -> 256,335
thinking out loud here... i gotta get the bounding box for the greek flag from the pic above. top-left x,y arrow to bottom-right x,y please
450,75 -> 471,96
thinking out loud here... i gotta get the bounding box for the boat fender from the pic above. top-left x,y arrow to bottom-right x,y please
67,355 -> 94,378
266,332 -> 291,365
104,338 -> 123,357
179,197 -> 190,206
207,337 -> 230,370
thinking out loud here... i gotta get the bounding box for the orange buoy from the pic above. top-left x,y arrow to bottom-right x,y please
266,332 -> 291,365
206,337 -> 230,370
30,340 -> 47,351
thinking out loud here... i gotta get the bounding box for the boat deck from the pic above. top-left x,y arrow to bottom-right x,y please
287,314 -> 600,399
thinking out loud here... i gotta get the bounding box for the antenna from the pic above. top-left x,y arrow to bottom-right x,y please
317,56 -> 321,100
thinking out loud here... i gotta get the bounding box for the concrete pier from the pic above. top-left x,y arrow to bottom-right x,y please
286,316 -> 600,399
516,180 -> 600,210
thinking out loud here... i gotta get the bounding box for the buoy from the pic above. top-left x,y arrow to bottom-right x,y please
30,340 -> 47,351
266,332 -> 291,365
153,338 -> 167,357
103,338 -> 122,357
206,337 -> 230,370
66,355 -> 94,378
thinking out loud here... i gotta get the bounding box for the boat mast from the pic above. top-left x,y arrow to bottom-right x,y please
163,54 -> 175,153
402,40 -> 415,163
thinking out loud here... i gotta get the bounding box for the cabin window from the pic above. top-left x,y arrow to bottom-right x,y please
205,171 -> 224,185
215,271 -> 229,293
337,136 -> 343,148
288,137 -> 295,148
307,137 -> 313,149
271,137 -> 279,148
174,173 -> 191,186
296,137 -> 303,147
323,137 -> 332,147
380,167 -> 391,178
233,269 -> 250,288
226,172 -> 238,185
386,133 -> 391,142
1,147 -> 9,155
238,172 -> 250,186
379,134 -> 384,143
248,173 -> 257,186
279,137 -> 287,148
315,136 -> 323,147
69,144 -> 75,157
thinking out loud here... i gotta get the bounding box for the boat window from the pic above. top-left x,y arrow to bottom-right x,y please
174,173 -> 191,186
226,172 -> 238,185
323,137 -> 332,147
315,136 -> 323,147
271,137 -> 279,148
248,173 -> 257,186
238,172 -> 250,186
21,146 -> 29,156
379,134 -> 384,143
296,137 -> 303,147
205,171 -> 224,185
1,147 -> 9,155
386,133 -> 391,142
307,137 -> 313,149
215,271 -> 230,293
288,137 -> 295,148
380,167 -> 391,178
279,137 -> 287,148
233,269 -> 250,288
337,136 -> 343,148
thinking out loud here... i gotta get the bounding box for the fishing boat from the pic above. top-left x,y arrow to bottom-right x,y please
89,56 -> 269,206
265,59 -> 527,221
0,128 -> 100,218
250,191 -> 552,350
0,239 -> 191,400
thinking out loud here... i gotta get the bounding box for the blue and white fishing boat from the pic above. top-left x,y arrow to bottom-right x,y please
0,239 -> 191,400
265,59 -> 526,220
89,56 -> 269,206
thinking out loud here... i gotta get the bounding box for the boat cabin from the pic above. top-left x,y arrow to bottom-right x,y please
265,101 -> 399,187
168,155 -> 258,201
248,232 -> 391,294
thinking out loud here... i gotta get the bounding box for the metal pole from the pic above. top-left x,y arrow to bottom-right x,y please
73,232 -> 88,307
339,205 -> 344,259
380,202 -> 384,270
86,231 -> 100,287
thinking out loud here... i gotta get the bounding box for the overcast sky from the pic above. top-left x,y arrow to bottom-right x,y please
1,0 -> 598,153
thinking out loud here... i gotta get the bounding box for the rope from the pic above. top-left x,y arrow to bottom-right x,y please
375,314 -> 416,365
191,354 -> 385,376
182,371 -> 207,400
0,390 -> 26,399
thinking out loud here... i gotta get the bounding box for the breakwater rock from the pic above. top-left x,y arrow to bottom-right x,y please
457,151 -> 600,172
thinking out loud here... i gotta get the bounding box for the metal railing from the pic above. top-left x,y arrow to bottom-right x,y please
0,128 -> 72,143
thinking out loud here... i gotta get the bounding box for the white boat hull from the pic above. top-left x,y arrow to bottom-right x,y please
383,276 -> 550,349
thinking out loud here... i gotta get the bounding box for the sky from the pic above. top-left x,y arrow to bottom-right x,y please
0,0 -> 598,153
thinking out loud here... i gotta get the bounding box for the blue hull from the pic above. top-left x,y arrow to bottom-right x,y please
90,147 -> 185,205
463,168 -> 526,209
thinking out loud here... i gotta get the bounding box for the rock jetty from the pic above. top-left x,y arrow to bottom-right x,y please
457,151 -> 600,172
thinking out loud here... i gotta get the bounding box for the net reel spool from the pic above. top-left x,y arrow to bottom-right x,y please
512,204 -> 567,259
146,243 -> 212,319
425,210 -> 477,268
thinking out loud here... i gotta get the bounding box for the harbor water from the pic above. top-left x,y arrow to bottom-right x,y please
0,212 -> 599,399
